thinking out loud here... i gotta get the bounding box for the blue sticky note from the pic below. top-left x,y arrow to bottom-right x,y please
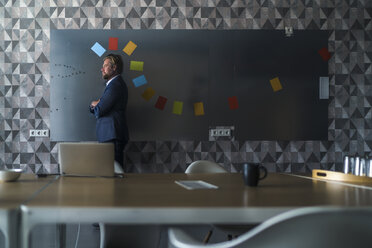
132,75 -> 147,87
91,42 -> 106,57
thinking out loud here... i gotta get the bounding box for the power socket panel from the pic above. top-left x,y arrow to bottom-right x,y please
29,129 -> 49,137
210,128 -> 231,137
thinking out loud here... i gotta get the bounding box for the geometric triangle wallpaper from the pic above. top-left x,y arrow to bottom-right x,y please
0,0 -> 371,174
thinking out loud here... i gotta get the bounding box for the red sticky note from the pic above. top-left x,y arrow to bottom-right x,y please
155,96 -> 167,110
109,37 -> 118,50
318,47 -> 331,61
228,96 -> 239,110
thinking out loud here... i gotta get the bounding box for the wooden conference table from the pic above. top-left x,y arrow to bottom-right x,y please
20,172 -> 372,247
0,174 -> 56,248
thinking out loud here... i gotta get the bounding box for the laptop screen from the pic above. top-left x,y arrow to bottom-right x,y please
58,142 -> 115,177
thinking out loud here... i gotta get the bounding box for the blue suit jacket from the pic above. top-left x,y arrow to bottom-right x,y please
90,75 -> 129,143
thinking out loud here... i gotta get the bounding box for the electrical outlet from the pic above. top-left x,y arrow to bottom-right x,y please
285,26 -> 293,37
41,129 -> 49,137
210,128 -> 231,137
29,129 -> 49,137
209,126 -> 235,141
29,129 -> 36,137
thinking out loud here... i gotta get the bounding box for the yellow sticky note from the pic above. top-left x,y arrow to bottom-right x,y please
130,61 -> 144,71
123,41 -> 137,56
141,87 -> 155,101
194,102 -> 205,116
172,101 -> 183,115
270,77 -> 283,92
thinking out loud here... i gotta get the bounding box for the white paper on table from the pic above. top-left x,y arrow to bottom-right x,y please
175,180 -> 218,190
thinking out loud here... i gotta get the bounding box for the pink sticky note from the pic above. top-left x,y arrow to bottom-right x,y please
109,37 -> 118,50
228,96 -> 239,110
155,96 -> 167,110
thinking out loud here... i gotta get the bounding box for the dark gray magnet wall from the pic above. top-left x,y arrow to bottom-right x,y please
50,30 -> 328,141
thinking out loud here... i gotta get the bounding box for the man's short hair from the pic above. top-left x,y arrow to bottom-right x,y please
104,54 -> 123,74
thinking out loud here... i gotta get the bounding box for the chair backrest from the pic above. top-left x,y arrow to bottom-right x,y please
185,160 -> 228,174
169,207 -> 372,248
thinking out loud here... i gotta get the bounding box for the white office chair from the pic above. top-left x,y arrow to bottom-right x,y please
97,160 -> 125,248
185,161 -> 243,243
185,160 -> 228,174
169,207 -> 372,248
114,161 -> 124,174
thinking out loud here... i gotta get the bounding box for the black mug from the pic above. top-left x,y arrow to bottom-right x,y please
243,163 -> 268,187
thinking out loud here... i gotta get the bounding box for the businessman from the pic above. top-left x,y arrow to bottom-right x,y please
90,54 -> 129,172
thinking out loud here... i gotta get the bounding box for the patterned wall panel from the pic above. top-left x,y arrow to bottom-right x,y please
0,0 -> 371,174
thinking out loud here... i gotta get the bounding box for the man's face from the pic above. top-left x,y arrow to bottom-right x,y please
101,59 -> 116,80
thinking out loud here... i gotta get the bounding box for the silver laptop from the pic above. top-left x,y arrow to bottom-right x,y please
58,142 -> 115,177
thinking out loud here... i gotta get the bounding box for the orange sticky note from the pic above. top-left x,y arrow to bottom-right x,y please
172,101 -> 183,115
194,102 -> 205,116
141,87 -> 155,101
123,41 -> 137,56
270,77 -> 283,92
